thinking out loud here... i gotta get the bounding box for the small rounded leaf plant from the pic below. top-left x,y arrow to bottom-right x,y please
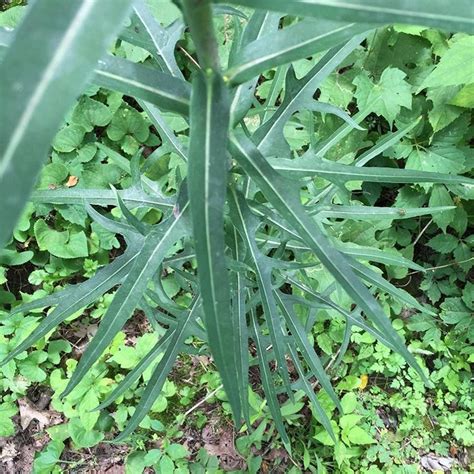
0,0 -> 473,445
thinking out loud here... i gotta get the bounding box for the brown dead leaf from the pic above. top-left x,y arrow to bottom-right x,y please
202,423 -> 245,471
0,443 -> 18,463
66,175 -> 79,187
18,398 -> 60,431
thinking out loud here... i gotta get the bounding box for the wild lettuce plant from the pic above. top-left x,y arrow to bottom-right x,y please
0,0 -> 473,445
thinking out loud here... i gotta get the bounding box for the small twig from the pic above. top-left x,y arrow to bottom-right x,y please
407,257 -> 474,276
413,218 -> 433,246
397,276 -> 412,288
184,384 -> 223,417
178,45 -> 201,69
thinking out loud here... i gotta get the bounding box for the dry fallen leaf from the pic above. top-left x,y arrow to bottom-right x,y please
18,399 -> 51,431
202,423 -> 244,471
420,454 -> 456,472
0,443 -> 18,463
66,175 -> 79,187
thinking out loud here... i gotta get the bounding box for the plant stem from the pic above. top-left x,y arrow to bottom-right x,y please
181,0 -> 220,72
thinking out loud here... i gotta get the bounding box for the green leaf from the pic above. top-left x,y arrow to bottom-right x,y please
0,5 -> 25,29
79,390 -> 101,431
53,124 -> 86,152
450,83 -> 474,108
346,426 -> 376,445
0,0 -> 133,247
167,443 -> 189,460
38,163 -> 69,189
107,106 -> 149,142
230,132 -> 428,383
427,86 -> 464,133
353,68 -> 412,125
61,208 -> 189,399
132,0 -> 184,77
96,330 -> 173,410
215,0 -> 474,33
340,413 -> 362,430
429,185 -> 456,232
253,35 -> 367,156
2,249 -> 141,366
229,189 -> 292,399
95,55 -> 190,114
0,248 -> 34,266
187,70 -> 241,423
68,418 -> 104,448
269,154 -> 473,186
114,298 -> 200,441
250,311 -> 290,449
33,440 -> 65,474
0,401 -> 17,437
341,392 -> 357,414
18,350 -> 48,381
427,234 -> 459,254
71,96 -> 113,132
34,220 -> 89,259
420,36 -> 474,89
226,19 -> 371,85
31,186 -> 174,211
406,146 -> 466,177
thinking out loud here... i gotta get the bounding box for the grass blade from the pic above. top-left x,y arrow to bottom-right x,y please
225,19 -> 371,84
254,35 -> 367,156
94,329 -> 173,411
115,298 -> 201,441
0,0 -> 133,247
250,310 -> 290,449
287,343 -> 336,443
139,100 -> 189,161
317,205 -> 456,220
216,0 -> 474,33
31,187 -> 174,210
229,189 -> 293,398
61,207 -> 190,398
230,132 -> 429,384
230,10 -> 281,124
270,155 -> 474,185
94,56 -> 191,115
275,292 -> 341,412
2,249 -> 140,365
132,0 -> 184,77
231,237 -> 251,427
188,70 -> 242,423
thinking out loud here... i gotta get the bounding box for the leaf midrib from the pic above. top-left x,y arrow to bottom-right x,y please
1,0 -> 97,177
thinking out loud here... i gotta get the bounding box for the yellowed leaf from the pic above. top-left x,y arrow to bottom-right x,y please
66,175 -> 79,187
359,374 -> 369,390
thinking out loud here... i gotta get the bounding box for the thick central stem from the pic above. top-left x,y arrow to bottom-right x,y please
181,0 -> 221,72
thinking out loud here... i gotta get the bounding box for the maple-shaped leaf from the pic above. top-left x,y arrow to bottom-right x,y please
420,36 -> 474,90
353,67 -> 412,126
450,83 -> 474,108
427,86 -> 464,133
406,146 -> 466,176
